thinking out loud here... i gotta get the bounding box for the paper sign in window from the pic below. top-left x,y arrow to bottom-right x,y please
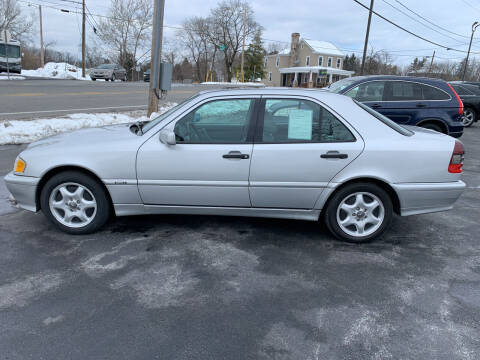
288,109 -> 313,140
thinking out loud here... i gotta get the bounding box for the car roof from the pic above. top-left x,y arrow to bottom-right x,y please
347,75 -> 446,83
195,87 -> 336,98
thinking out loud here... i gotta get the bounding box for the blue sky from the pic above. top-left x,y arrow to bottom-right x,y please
26,0 -> 480,65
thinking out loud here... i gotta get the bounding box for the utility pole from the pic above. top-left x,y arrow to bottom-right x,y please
81,0 -> 86,78
360,0 -> 374,76
148,0 -> 165,116
39,5 -> 45,68
427,50 -> 435,74
463,21 -> 479,81
240,6 -> 246,83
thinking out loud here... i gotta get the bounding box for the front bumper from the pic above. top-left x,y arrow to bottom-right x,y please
3,172 -> 40,212
392,180 -> 466,216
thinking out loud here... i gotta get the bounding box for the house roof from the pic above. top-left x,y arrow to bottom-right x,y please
303,39 -> 344,57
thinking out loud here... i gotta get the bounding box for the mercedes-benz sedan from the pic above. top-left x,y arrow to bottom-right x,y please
4,88 -> 466,242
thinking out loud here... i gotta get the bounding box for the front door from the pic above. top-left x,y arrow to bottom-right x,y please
249,97 -> 364,209
136,97 -> 258,207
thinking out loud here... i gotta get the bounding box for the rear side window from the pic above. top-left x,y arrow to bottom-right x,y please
421,84 -> 451,100
354,100 -> 413,136
386,81 -> 423,101
260,99 -> 355,143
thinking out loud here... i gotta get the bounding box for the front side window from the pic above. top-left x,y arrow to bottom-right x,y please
260,99 -> 355,143
174,99 -> 254,143
345,81 -> 385,102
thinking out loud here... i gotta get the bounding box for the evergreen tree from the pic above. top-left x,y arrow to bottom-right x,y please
239,30 -> 266,82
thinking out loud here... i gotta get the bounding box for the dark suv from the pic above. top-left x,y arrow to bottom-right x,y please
328,75 -> 464,138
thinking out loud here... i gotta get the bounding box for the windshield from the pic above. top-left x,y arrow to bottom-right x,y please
97,64 -> 115,69
141,94 -> 200,133
0,44 -> 20,58
327,78 -> 359,93
354,100 -> 413,136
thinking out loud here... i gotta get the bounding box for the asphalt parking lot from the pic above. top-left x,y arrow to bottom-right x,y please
0,127 -> 479,359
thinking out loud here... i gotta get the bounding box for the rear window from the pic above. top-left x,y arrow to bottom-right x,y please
354,100 -> 413,136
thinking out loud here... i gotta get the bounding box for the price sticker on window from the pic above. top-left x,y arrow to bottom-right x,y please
288,109 -> 313,140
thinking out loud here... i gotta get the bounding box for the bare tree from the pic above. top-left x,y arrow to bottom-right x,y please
0,0 -> 34,41
209,0 -> 261,82
96,0 -> 152,74
266,41 -> 284,55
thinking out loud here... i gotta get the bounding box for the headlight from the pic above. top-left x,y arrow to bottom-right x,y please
14,157 -> 26,174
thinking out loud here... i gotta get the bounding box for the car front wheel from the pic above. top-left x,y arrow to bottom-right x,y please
324,183 -> 393,243
40,171 -> 111,234
462,107 -> 476,127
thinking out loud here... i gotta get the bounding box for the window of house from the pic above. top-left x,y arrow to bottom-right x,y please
264,57 -> 267,67
174,99 -> 254,143
260,99 -> 355,143
336,58 -> 341,68
318,56 -> 323,66
276,56 -> 279,67
327,57 -> 332,67
301,43 -> 304,49
268,72 -> 272,81
306,56 -> 310,66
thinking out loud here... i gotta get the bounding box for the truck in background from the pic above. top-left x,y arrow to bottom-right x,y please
0,30 -> 22,74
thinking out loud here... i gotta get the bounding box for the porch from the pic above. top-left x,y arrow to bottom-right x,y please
279,66 -> 354,88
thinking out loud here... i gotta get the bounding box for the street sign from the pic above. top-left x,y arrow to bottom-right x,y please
318,69 -> 327,76
219,45 -> 227,51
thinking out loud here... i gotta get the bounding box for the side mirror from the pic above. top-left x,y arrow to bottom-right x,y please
159,129 -> 176,145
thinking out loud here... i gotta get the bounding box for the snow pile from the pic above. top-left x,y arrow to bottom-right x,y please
201,81 -> 264,87
21,62 -> 90,80
0,75 -> 25,80
0,103 -> 177,145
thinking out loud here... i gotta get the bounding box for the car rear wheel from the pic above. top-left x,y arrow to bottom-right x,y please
324,183 -> 393,243
40,171 -> 111,234
91,78 -> 96,81
111,74 -> 116,82
462,107 -> 476,127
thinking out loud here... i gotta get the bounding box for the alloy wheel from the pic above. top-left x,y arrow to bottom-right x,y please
336,192 -> 385,238
462,109 -> 475,127
48,182 -> 97,228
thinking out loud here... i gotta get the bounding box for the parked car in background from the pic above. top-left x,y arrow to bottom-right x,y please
328,75 -> 464,138
449,82 -> 480,127
90,64 -> 127,82
4,88 -> 465,243
143,69 -> 150,82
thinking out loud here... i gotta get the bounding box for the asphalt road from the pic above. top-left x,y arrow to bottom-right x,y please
0,128 -> 479,359
0,80 -> 214,120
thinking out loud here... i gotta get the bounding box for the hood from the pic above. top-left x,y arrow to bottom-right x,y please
27,123 -> 136,151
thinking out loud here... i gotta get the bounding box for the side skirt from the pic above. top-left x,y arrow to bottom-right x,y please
114,204 -> 321,221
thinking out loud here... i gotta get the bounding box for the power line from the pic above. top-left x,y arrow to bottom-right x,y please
380,0 -> 465,43
353,0 -> 479,54
392,0 -> 469,39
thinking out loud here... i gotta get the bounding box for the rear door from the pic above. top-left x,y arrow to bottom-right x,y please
248,97 -> 364,209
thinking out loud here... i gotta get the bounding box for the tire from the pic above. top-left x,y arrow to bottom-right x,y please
122,74 -> 127,82
462,107 -> 476,127
40,171 -> 111,235
111,74 -> 116,82
324,183 -> 393,243
420,123 -> 443,133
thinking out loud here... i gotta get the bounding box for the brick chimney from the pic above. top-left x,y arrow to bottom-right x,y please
289,32 -> 300,67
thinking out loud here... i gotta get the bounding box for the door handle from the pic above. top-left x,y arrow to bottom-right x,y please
371,104 -> 381,108
321,151 -> 348,159
223,151 -> 250,159
416,103 -> 427,108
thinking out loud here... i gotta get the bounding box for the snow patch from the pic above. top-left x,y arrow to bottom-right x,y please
21,62 -> 90,80
0,75 -> 25,80
0,103 -> 176,145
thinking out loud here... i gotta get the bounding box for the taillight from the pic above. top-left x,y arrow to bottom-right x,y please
448,140 -> 465,173
447,83 -> 464,115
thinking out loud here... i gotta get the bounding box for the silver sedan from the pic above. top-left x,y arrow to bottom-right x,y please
4,88 -> 466,242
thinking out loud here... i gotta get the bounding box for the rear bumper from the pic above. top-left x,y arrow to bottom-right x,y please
3,172 -> 40,212
392,180 -> 465,216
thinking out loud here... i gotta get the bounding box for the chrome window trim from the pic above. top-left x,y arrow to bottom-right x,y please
345,79 -> 452,102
